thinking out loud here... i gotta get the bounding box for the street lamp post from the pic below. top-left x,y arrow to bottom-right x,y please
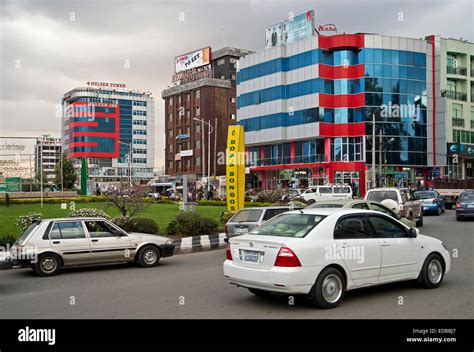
118,141 -> 132,188
193,118 -> 214,198
40,134 -> 51,208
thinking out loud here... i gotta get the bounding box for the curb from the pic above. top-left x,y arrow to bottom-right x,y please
172,233 -> 226,255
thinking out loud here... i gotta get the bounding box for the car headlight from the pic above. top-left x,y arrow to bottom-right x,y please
166,239 -> 173,245
441,242 -> 448,251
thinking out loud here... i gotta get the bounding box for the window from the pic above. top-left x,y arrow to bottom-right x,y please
51,222 -> 86,239
230,114 -> 236,120
370,202 -> 397,218
217,59 -> 225,65
195,156 -> 201,166
231,209 -> 263,223
186,94 -> 190,101
231,74 -> 236,80
195,123 -> 201,133
352,202 -> 369,209
168,113 -> 173,122
195,140 -> 201,149
366,190 -> 398,202
85,221 -> 122,238
318,187 -> 332,194
168,98 -> 173,105
195,90 -> 200,99
250,214 -> 326,238
367,215 -> 407,238
230,97 -> 236,103
334,216 -> 372,239
195,106 -> 200,116
262,209 -> 287,221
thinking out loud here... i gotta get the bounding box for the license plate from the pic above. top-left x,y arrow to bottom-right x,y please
235,228 -> 248,233
468,204 -> 474,208
242,250 -> 260,263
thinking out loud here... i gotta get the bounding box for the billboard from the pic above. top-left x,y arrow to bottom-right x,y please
265,10 -> 315,49
175,47 -> 211,73
226,126 -> 245,213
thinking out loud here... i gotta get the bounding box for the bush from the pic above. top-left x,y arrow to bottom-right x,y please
128,218 -> 159,234
0,234 -> 17,247
16,212 -> 43,232
5,193 -> 10,207
165,220 -> 178,235
256,189 -> 287,203
171,212 -> 218,236
111,216 -> 133,232
220,211 -> 234,224
197,200 -> 227,206
69,208 -> 110,219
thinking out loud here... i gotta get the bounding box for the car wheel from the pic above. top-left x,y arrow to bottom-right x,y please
137,245 -> 161,267
437,207 -> 442,216
418,254 -> 444,289
416,215 -> 423,227
308,199 -> 315,204
456,216 -> 462,221
310,267 -> 345,309
35,253 -> 61,277
248,288 -> 271,297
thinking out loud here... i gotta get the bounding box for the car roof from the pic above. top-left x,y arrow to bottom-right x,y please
284,208 -> 376,216
236,206 -> 296,210
367,188 -> 400,191
42,217 -> 109,222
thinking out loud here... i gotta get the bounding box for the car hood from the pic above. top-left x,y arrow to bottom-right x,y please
128,232 -> 172,244
417,233 -> 443,246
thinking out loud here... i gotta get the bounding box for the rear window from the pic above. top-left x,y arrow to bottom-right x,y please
366,190 -> 398,202
230,209 -> 263,223
19,220 -> 41,243
249,214 -> 326,238
309,203 -> 344,208
459,193 -> 474,201
414,191 -> 436,199
334,186 -> 351,194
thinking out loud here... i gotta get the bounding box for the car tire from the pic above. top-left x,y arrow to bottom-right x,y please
35,253 -> 61,277
418,253 -> 444,289
137,245 -> 161,267
308,199 -> 315,204
437,207 -> 442,216
310,267 -> 345,309
456,216 -> 462,221
416,215 -> 423,227
248,288 -> 271,297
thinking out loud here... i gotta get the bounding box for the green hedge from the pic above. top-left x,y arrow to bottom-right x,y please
0,195 -> 107,205
197,199 -> 272,207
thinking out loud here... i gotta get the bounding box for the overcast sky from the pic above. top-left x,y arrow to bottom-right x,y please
1,0 -> 473,169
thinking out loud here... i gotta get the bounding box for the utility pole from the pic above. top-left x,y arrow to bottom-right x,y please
207,119 -> 211,197
371,113 -> 376,189
379,129 -> 383,187
213,117 -> 217,181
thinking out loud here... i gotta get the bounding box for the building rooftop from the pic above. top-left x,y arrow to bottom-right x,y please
161,78 -> 231,98
212,47 -> 254,60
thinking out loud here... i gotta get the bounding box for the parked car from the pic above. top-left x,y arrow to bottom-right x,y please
225,206 -> 301,238
455,191 -> 474,221
413,190 -> 445,215
308,199 -> 416,228
300,185 -> 353,203
223,208 -> 450,309
5,218 -> 175,276
365,188 -> 423,227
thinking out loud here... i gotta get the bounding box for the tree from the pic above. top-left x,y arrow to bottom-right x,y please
104,182 -> 150,217
54,153 -> 77,191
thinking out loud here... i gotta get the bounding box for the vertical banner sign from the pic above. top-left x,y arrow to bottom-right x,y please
226,126 -> 245,213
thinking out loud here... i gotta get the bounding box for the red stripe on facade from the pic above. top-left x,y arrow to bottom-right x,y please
319,122 -> 366,137
69,142 -> 99,148
250,161 -> 366,172
318,64 -> 365,79
69,152 -> 119,158
72,132 -> 116,138
69,121 -> 99,128
430,35 -> 437,166
318,34 -> 364,50
319,93 -> 365,108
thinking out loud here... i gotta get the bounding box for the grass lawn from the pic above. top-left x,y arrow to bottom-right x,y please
0,202 -> 226,237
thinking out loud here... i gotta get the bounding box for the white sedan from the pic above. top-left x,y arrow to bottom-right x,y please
223,208 -> 450,309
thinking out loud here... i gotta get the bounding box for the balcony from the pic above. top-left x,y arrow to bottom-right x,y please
247,154 -> 327,167
445,90 -> 467,101
471,68 -> 474,77
452,118 -> 465,127
447,65 -> 467,76
471,120 -> 474,129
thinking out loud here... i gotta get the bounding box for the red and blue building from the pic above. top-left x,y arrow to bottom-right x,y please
237,33 -> 441,195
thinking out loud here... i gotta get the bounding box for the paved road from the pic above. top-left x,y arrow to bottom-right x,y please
0,210 -> 472,318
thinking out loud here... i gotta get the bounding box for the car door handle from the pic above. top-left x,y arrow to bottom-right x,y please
340,243 -> 349,248
91,239 -> 99,242
381,242 -> 390,247
52,241 -> 60,244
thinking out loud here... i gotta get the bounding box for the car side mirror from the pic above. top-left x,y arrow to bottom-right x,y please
396,213 -> 402,220
408,228 -> 418,238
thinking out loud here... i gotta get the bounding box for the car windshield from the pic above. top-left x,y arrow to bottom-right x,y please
249,214 -> 326,238
366,190 -> 398,202
414,191 -> 436,199
459,193 -> 474,201
309,203 -> 344,208
230,209 -> 263,223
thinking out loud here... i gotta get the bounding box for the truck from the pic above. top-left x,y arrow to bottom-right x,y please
433,178 -> 474,209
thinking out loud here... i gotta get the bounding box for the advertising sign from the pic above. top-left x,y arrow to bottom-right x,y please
226,126 -> 245,213
179,150 -> 193,157
265,10 -> 315,48
448,143 -> 474,157
175,47 -> 211,73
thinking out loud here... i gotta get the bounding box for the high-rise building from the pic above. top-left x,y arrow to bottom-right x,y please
162,47 -> 253,185
34,136 -> 62,184
61,83 -> 155,185
437,37 -> 474,179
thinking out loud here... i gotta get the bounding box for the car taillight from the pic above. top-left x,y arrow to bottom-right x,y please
455,203 -> 462,209
274,247 -> 301,267
226,243 -> 232,260
432,199 -> 437,204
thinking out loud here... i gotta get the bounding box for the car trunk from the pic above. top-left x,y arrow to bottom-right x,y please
227,222 -> 259,235
228,235 -> 294,270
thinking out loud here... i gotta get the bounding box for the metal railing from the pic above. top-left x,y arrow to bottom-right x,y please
452,118 -> 465,127
247,154 -> 327,167
445,90 -> 467,101
447,65 -> 467,75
